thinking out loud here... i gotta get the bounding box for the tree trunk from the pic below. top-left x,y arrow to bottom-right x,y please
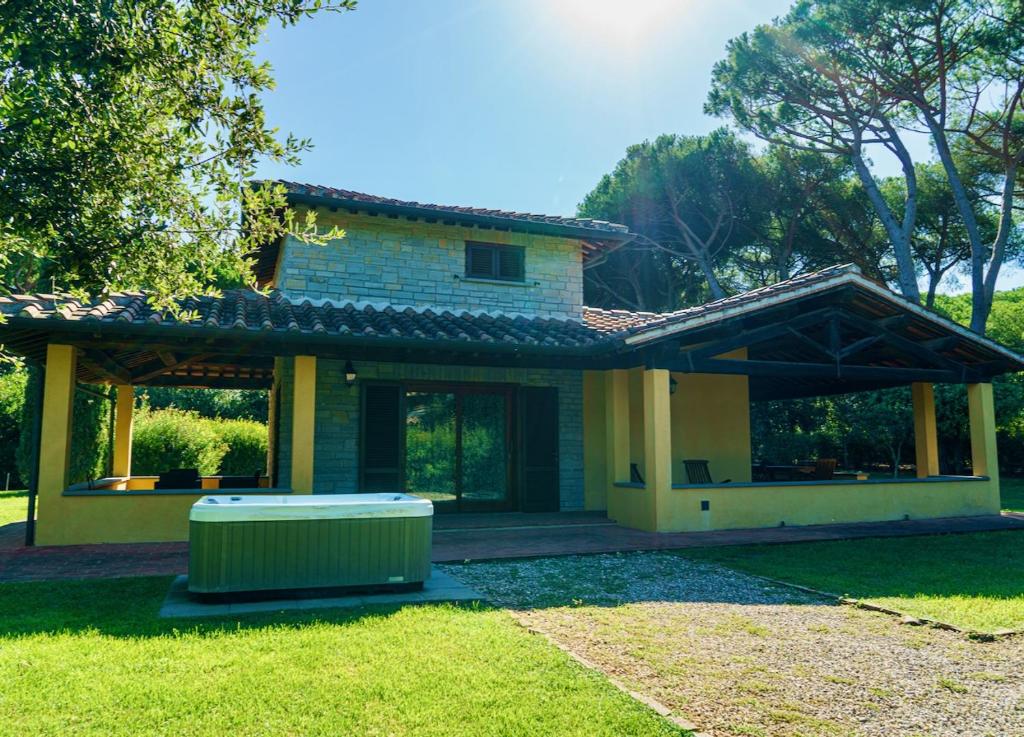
699,257 -> 727,301
851,150 -> 921,303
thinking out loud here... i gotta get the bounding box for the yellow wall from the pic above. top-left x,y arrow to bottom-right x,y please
654,477 -> 999,533
111,385 -> 134,478
969,383 -> 999,484
291,355 -> 317,493
670,349 -> 752,485
912,382 -> 940,477
35,344 -> 77,546
582,371 -> 607,510
627,367 -> 645,471
608,485 -> 657,530
45,494 -> 204,544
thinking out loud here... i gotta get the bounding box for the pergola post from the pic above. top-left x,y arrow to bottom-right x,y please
291,356 -> 317,493
603,369 -> 630,489
911,382 -> 939,478
967,383 -> 999,483
642,368 -> 672,532
36,344 -> 77,545
111,384 -> 134,478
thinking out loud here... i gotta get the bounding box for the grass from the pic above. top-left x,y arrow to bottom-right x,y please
1001,476 -> 1024,512
0,577 -> 686,737
682,531 -> 1024,633
0,490 -> 26,526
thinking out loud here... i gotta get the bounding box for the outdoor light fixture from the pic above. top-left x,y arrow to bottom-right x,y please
344,360 -> 357,386
669,376 -> 678,395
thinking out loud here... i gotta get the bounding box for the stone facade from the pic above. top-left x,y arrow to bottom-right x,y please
275,358 -> 585,510
276,210 -> 586,320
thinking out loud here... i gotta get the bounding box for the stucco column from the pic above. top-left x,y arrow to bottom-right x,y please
291,356 -> 317,493
603,369 -> 630,488
111,384 -> 134,478
37,344 -> 77,544
967,383 -> 999,483
911,382 -> 939,478
642,368 -> 672,532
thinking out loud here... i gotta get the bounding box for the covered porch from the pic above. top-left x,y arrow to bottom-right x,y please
582,277 -> 1015,533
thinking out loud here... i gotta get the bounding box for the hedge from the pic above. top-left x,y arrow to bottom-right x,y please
130,408 -> 268,477
214,418 -> 269,476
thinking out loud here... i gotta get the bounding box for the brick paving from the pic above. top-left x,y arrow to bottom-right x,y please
1,514 -> 1022,583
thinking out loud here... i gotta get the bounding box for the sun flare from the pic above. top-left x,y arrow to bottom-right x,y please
548,0 -> 687,45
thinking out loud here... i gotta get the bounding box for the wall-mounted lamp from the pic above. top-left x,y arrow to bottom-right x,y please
344,360 -> 357,387
669,375 -> 678,395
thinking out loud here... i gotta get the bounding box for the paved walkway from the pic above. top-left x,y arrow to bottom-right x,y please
1,514 -> 1023,583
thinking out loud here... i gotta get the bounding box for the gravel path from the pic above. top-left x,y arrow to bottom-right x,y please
444,552 -> 1024,737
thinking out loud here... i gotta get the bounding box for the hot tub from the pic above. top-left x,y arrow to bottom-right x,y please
188,493 -> 433,596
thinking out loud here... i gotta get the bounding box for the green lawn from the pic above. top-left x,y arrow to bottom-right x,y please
0,577 -> 685,737
1002,476 -> 1024,512
0,490 -> 26,526
683,531 -> 1024,633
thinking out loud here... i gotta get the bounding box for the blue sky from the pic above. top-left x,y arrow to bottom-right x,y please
254,0 -> 1020,293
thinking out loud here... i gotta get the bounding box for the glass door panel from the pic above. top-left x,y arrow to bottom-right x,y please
404,392 -> 457,508
460,393 -> 509,508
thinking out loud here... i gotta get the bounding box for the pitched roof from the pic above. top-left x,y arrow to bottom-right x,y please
272,180 -> 632,239
1,265 -> 1020,388
251,180 -> 634,286
0,290 -> 615,349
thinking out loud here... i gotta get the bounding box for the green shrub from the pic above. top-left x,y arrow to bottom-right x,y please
211,418 -> 267,476
131,408 -> 226,476
16,367 -> 111,486
0,366 -> 27,488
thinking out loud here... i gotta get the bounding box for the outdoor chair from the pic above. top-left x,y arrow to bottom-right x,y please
683,459 -> 731,485
813,458 -> 838,481
155,468 -> 201,490
630,463 -> 645,484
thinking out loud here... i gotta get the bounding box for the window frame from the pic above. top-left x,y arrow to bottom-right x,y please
464,241 -> 526,283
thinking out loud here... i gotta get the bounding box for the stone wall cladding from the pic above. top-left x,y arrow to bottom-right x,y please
277,211 -> 585,320
275,358 -> 585,511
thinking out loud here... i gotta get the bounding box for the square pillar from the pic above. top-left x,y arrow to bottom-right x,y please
911,382 -> 939,478
112,384 -> 134,478
642,368 -> 672,531
968,383 -> 999,482
291,356 -> 317,493
603,369 -> 630,488
36,344 -> 77,544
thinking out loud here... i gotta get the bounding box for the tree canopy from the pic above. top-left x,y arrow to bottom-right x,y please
579,133 -> 892,311
707,0 -> 1024,334
0,0 -> 352,310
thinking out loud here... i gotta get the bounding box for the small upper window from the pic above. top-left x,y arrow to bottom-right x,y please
465,242 -> 525,282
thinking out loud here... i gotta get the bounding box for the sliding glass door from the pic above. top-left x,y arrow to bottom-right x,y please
404,386 -> 512,512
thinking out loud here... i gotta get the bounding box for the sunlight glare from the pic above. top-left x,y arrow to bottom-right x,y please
549,0 -> 688,46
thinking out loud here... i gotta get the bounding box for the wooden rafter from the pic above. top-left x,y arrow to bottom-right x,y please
131,352 -> 213,384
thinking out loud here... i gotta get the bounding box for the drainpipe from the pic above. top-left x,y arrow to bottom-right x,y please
24,362 -> 44,547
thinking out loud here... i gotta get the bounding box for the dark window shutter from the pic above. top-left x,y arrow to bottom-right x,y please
465,242 -> 525,282
361,384 -> 402,491
465,245 -> 495,279
497,247 -> 525,281
519,387 -> 559,512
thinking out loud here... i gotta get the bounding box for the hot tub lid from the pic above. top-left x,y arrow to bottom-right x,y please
190,493 -> 433,523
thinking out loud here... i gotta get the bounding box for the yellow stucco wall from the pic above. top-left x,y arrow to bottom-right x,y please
43,493 -> 204,545
582,371 -> 607,511
608,485 -> 656,530
627,367 -> 645,470
657,477 -> 999,533
670,349 -> 752,485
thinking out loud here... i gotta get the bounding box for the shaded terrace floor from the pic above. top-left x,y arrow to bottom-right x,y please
2,512 -> 1024,584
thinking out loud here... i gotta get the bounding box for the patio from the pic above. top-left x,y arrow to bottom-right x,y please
2,512 -> 1022,583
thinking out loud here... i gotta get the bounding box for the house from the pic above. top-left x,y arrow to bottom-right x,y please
3,181 -> 1021,546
